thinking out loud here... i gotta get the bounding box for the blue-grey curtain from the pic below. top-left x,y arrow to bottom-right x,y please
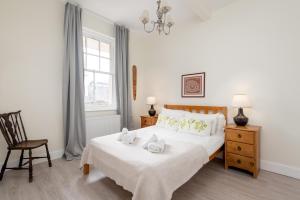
115,25 -> 131,129
63,3 -> 86,160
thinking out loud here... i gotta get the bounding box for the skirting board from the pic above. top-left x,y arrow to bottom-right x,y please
0,149 -> 64,169
214,153 -> 300,179
261,160 -> 300,180
1,151 -> 299,180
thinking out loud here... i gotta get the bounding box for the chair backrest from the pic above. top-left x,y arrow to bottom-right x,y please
0,111 -> 27,148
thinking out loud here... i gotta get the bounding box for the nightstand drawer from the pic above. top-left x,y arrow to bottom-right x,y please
227,153 -> 255,172
142,118 -> 154,125
141,116 -> 158,128
227,141 -> 254,157
226,129 -> 254,144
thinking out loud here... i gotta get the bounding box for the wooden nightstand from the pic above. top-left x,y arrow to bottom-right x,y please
225,124 -> 261,177
140,115 -> 158,128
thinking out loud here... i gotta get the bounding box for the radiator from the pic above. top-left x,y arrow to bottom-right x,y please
86,115 -> 121,141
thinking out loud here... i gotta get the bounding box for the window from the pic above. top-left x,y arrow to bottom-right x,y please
83,30 -> 116,111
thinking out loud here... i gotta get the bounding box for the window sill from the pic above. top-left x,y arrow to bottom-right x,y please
85,108 -> 117,112
85,104 -> 117,112
85,109 -> 118,118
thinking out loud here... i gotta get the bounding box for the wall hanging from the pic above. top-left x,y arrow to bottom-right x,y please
132,65 -> 137,101
181,72 -> 205,98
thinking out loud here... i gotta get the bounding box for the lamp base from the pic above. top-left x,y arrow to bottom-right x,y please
148,105 -> 156,117
234,107 -> 248,126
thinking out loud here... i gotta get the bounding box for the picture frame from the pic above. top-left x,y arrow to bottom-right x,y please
181,72 -> 205,98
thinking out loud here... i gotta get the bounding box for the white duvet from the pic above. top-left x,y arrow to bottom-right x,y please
81,126 -> 221,200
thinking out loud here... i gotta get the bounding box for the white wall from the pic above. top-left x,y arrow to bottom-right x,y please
0,0 -> 115,164
130,0 -> 300,176
82,10 -> 114,38
0,0 -> 65,162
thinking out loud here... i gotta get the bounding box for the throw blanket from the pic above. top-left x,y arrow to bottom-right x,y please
81,127 -> 209,200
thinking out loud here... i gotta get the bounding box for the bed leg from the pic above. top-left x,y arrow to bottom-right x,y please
83,164 -> 90,175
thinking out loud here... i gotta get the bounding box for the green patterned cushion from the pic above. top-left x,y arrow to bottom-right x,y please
178,118 -> 212,136
156,114 -> 180,130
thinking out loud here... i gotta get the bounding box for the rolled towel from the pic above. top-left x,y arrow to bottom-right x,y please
148,139 -> 166,153
124,131 -> 137,144
121,131 -> 137,144
122,128 -> 128,134
142,134 -> 158,149
118,128 -> 129,141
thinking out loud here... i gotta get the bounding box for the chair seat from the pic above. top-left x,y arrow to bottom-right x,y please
10,139 -> 48,150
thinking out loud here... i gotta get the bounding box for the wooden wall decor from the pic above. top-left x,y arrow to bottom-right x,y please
132,65 -> 137,101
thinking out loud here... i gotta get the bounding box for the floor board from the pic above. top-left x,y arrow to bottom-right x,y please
0,159 -> 299,200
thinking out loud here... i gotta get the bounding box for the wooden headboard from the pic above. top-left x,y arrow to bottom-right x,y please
164,104 -> 228,122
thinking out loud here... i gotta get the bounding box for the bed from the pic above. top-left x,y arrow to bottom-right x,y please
81,105 -> 227,200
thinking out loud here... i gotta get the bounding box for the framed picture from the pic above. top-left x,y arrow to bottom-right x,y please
181,72 -> 205,98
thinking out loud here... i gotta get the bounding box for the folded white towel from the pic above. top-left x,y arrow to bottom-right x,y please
118,128 -> 129,141
148,139 -> 166,153
118,128 -> 136,144
142,134 -> 158,149
122,132 -> 137,144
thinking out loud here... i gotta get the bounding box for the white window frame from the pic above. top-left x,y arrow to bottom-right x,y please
83,28 -> 116,112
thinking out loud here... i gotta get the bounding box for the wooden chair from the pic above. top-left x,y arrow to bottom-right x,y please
0,111 -> 52,182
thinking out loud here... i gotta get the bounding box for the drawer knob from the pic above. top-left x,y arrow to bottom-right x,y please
250,162 -> 254,166
238,134 -> 242,138
237,159 -> 241,164
237,146 -> 242,151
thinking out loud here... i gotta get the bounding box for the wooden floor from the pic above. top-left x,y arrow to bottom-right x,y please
0,159 -> 300,200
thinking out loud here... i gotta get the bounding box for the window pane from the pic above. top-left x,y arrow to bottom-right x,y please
100,57 -> 110,72
84,71 -> 94,103
86,55 -> 99,71
94,73 -> 112,106
83,37 -> 86,53
100,42 -> 110,58
87,37 -> 99,56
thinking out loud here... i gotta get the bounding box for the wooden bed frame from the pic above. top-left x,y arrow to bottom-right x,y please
83,104 -> 228,175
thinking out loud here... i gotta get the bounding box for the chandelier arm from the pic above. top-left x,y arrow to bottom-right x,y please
144,21 -> 156,33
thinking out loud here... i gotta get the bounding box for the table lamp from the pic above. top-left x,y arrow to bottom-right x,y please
146,96 -> 156,116
232,94 -> 251,126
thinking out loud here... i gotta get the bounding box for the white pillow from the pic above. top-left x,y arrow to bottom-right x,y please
178,117 -> 212,136
161,108 -> 188,118
214,114 -> 226,135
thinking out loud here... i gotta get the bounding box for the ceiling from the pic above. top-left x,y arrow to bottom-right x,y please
73,0 -> 237,30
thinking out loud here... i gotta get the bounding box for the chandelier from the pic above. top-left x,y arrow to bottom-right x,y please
139,0 -> 174,35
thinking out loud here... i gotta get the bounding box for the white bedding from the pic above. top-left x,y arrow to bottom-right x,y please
81,126 -> 224,200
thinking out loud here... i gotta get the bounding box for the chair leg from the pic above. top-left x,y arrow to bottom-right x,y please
28,149 -> 33,183
45,144 -> 52,167
0,150 -> 11,181
19,150 -> 24,168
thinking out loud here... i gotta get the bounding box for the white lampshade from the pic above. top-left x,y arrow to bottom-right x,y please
140,10 -> 149,24
159,0 -> 171,13
232,94 -> 251,108
166,15 -> 174,27
146,96 -> 156,105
